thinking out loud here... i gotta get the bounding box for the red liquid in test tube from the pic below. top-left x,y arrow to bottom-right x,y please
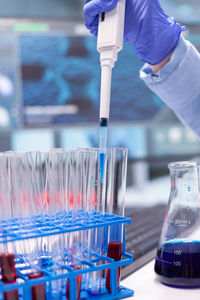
66,266 -> 82,300
0,253 -> 18,300
28,272 -> 46,300
106,242 -> 122,293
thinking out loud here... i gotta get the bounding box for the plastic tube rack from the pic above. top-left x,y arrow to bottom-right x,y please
0,211 -> 134,299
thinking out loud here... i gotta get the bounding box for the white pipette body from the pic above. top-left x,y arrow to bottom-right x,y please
97,0 -> 126,119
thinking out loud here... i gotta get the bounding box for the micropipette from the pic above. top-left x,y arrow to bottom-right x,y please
97,0 -> 126,179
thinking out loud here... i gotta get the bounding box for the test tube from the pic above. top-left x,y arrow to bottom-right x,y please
28,272 -> 46,300
39,150 -> 69,298
27,151 -> 50,268
63,150 -> 77,262
0,153 -> 19,300
7,152 -> 47,299
10,152 -> 43,266
48,149 -> 67,258
65,150 -> 84,300
35,151 -> 54,264
105,148 -> 128,293
0,253 -> 18,300
7,152 -> 33,259
26,151 -> 47,216
84,148 -> 107,295
26,152 -> 48,299
66,265 -> 82,300
48,149 -> 67,216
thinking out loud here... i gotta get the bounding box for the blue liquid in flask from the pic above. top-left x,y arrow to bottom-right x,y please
155,240 -> 200,287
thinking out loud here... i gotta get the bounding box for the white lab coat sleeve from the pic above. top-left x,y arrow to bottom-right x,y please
140,35 -> 200,137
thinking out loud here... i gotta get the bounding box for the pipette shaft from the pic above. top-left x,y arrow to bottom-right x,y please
98,0 -> 126,180
97,0 -> 126,121
99,66 -> 112,120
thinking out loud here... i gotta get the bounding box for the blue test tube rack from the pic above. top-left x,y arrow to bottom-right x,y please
0,211 -> 134,300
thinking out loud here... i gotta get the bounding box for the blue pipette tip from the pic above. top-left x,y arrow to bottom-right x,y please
100,152 -> 105,181
99,118 -> 108,181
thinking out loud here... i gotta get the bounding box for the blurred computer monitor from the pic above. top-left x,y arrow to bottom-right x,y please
20,28 -> 165,127
0,18 -> 166,130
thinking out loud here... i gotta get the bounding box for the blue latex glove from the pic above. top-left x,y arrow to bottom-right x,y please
84,0 -> 186,65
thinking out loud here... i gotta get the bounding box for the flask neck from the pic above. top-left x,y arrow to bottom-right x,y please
170,163 -> 197,187
169,165 -> 200,206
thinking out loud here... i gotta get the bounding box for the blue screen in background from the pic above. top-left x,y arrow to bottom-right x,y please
20,34 -> 164,126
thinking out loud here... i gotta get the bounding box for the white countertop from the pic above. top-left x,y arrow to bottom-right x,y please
122,260 -> 200,300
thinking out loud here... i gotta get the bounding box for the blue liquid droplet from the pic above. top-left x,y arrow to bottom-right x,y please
100,153 -> 105,181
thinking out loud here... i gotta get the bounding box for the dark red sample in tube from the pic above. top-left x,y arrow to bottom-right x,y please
106,241 -> 122,293
0,253 -> 18,300
66,266 -> 82,300
28,272 -> 46,300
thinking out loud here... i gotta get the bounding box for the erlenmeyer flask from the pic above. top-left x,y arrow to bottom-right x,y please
155,161 -> 200,287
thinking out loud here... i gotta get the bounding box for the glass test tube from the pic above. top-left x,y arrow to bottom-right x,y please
40,150 -> 68,298
0,153 -> 19,300
84,148 -> 107,296
65,150 -> 84,300
0,253 -> 18,300
66,265 -> 82,300
105,148 -> 128,293
38,151 -> 55,269
4,152 -> 45,299
27,151 -> 46,216
48,149 -> 67,249
28,272 -> 46,300
64,150 -> 76,262
26,151 -> 48,299
47,149 -> 82,300
9,151 -> 40,298
15,152 -> 42,262
8,152 -> 36,289
65,150 -> 79,263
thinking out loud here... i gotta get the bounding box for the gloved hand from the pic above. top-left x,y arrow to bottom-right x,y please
84,0 -> 186,65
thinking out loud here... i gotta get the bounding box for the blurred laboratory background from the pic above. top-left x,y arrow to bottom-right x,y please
0,0 -> 200,198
